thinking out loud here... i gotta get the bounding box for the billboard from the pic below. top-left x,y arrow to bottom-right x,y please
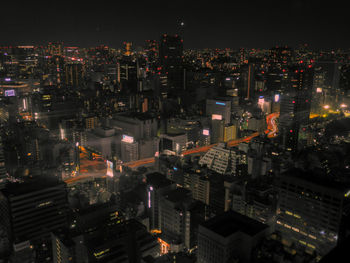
212,114 -> 222,120
5,89 -> 15,97
274,94 -> 280,102
122,134 -> 134,143
203,129 -> 210,136
106,160 -> 113,177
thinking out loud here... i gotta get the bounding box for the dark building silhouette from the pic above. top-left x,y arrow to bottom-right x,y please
279,65 -> 314,153
159,34 -> 183,91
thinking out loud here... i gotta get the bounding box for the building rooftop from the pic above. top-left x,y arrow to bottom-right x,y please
282,168 -> 350,192
2,176 -> 64,197
146,172 -> 173,189
164,188 -> 191,204
114,112 -> 155,121
201,210 -> 269,238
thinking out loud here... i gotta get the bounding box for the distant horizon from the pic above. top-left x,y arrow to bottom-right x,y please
0,41 -> 348,51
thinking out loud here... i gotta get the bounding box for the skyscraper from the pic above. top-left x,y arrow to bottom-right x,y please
279,65 -> 314,153
276,168 -> 349,257
0,177 -> 69,247
197,211 -> 270,263
159,34 -> 183,90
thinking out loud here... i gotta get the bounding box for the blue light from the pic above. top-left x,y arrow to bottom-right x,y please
216,102 -> 226,106
173,167 -> 178,171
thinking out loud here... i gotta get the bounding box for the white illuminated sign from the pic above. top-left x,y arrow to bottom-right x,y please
122,134 -> 134,143
274,94 -> 280,102
106,160 -> 113,177
203,129 -> 210,136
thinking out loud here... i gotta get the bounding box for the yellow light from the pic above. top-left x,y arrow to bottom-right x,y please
345,190 -> 350,197
299,240 -> 307,245
307,244 -> 316,249
294,214 -> 301,219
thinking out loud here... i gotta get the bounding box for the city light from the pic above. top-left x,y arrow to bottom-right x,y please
212,114 -> 222,120
1,13 -> 348,261
122,134 -> 134,143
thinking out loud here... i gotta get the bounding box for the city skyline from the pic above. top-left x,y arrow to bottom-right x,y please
0,2 -> 350,262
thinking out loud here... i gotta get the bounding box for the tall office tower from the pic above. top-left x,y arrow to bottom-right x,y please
206,99 -> 232,125
0,177 -> 68,259
117,58 -> 137,83
0,136 -> 6,189
64,63 -> 84,88
158,188 -> 192,252
276,168 -> 350,257
314,60 -> 341,105
279,65 -> 314,153
146,172 -> 176,231
266,67 -> 283,92
239,63 -> 255,100
159,34 -> 183,90
197,211 -> 270,263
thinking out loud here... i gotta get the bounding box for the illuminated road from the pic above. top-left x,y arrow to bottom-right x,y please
65,112 -> 279,184
123,112 -> 280,167
266,112 -> 279,138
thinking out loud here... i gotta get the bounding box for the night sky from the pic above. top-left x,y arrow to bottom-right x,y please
0,0 -> 349,49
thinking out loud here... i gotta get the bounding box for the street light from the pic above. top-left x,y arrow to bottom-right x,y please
340,104 -> 347,108
323,105 -> 330,110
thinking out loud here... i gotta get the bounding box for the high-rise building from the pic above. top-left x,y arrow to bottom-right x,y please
0,177 -> 68,260
240,63 -> 255,100
64,63 -> 84,88
146,172 -> 176,231
159,34 -> 183,90
199,143 -> 238,175
0,177 -> 69,243
206,99 -> 232,125
197,210 -> 270,263
183,170 -> 210,205
51,219 -> 159,263
279,65 -> 314,153
276,168 -> 350,257
158,188 -> 192,252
